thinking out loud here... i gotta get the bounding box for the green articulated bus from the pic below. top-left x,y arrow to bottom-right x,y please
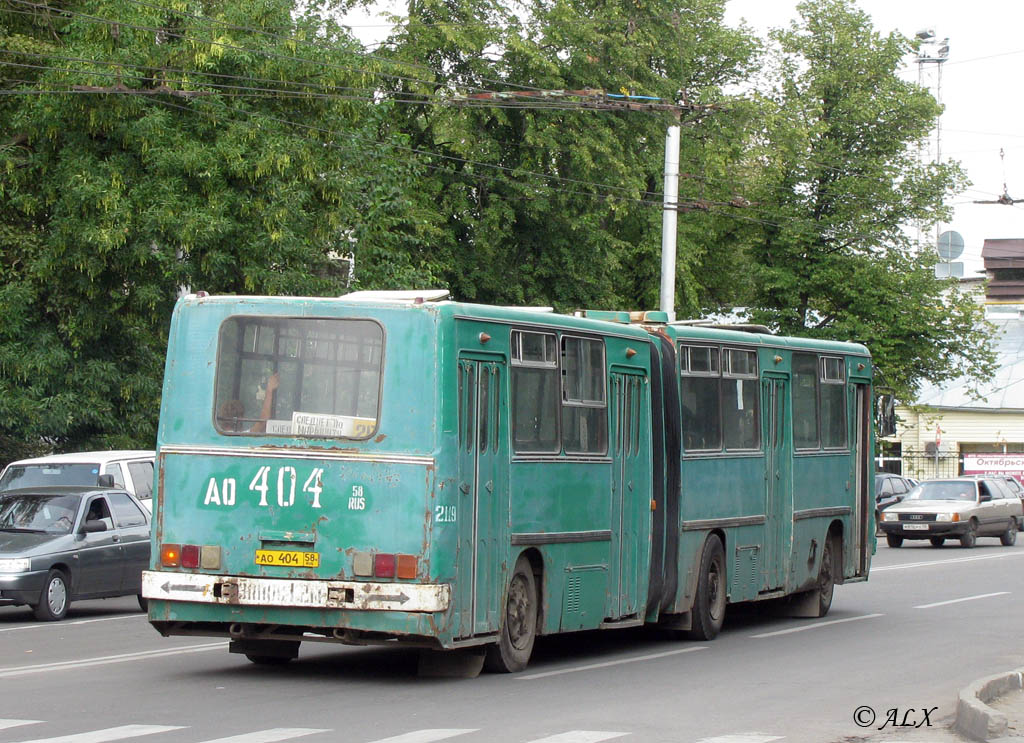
143,291 -> 876,672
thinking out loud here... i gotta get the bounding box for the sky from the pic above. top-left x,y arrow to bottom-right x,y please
724,0 -> 1024,277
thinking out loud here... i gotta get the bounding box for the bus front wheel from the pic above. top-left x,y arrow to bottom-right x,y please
485,555 -> 538,673
687,535 -> 726,641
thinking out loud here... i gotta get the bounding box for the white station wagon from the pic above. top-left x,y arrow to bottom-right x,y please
0,451 -> 155,511
879,476 -> 1023,548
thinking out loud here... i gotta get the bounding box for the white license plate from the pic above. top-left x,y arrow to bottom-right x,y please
903,523 -> 929,531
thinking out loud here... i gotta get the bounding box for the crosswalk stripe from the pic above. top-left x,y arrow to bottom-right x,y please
364,730 -> 478,743
693,735 -> 783,743
8,724 -> 185,743
195,729 -> 328,743
526,732 -> 629,743
0,721 -> 41,731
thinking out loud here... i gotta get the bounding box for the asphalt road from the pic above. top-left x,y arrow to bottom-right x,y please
1,540 -> 1022,743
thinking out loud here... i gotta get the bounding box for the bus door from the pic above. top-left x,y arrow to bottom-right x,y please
852,383 -> 872,576
456,357 -> 509,637
762,373 -> 792,591
608,371 -> 644,619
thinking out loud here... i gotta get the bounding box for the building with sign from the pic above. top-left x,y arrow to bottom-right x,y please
888,240 -> 1024,482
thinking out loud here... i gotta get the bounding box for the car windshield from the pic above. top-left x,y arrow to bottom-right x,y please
907,481 -> 977,501
0,493 -> 81,534
0,463 -> 102,491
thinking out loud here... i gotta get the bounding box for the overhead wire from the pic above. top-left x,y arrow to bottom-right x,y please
0,6 -> 969,242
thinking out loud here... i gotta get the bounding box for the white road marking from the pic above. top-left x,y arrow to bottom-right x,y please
196,729 -> 328,743
693,736 -> 783,743
0,721 -> 41,731
8,724 -> 184,743
0,615 -> 145,633
517,646 -> 708,680
365,730 -> 478,743
915,591 -> 1010,609
0,642 -> 226,678
525,732 -> 629,743
872,551 -> 1024,572
750,613 -> 884,638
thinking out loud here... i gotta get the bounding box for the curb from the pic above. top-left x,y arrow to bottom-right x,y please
954,669 -> 1023,741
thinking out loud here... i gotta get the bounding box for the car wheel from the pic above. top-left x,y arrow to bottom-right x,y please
929,537 -> 945,548
885,534 -> 903,548
1000,519 -> 1018,546
960,520 -> 978,548
137,594 -> 148,612
33,569 -> 70,621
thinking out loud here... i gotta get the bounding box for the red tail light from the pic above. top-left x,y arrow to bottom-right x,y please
373,553 -> 396,578
181,544 -> 200,569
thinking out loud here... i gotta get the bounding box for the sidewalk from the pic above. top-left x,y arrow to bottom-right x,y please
854,671 -> 1024,743
985,686 -> 1024,740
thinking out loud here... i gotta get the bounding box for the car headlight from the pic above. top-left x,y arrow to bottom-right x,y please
0,558 -> 31,573
936,513 -> 961,522
881,512 -> 898,522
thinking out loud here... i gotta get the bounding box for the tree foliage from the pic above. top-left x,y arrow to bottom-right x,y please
0,0 -> 433,460
735,0 -> 993,401
0,0 -> 995,459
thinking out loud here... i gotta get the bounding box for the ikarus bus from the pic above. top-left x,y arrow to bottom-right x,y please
143,291 -> 879,673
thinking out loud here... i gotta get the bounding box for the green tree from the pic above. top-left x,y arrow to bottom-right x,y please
0,0 -> 434,461
377,0 -> 757,313
737,0 -> 993,401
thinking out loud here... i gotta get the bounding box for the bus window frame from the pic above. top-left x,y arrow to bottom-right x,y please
819,355 -> 849,451
721,347 -> 761,452
211,314 -> 386,441
560,333 -> 609,456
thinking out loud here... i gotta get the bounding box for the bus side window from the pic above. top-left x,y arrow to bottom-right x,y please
680,345 -> 722,452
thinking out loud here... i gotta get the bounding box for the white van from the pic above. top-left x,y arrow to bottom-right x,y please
0,451 -> 156,511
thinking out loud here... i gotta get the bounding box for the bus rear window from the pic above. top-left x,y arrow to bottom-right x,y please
214,317 -> 383,438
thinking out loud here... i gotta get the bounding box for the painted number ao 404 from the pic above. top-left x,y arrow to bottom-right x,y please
203,466 -> 333,509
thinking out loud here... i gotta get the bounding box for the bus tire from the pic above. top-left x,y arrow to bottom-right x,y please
687,535 -> 726,641
814,536 -> 837,618
484,555 -> 538,673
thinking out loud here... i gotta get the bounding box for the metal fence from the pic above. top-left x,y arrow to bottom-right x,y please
885,453 -> 962,481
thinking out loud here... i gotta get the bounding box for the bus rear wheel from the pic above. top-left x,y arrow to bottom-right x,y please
815,536 -> 837,618
687,535 -> 726,641
485,555 -> 538,673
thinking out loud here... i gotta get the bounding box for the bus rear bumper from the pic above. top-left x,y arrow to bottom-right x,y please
142,570 -> 450,613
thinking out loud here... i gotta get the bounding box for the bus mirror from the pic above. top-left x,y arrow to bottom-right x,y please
876,394 -> 896,438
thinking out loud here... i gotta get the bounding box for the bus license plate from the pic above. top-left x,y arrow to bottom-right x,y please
255,550 -> 320,568
902,524 -> 929,531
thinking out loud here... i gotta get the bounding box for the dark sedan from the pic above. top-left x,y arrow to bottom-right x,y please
0,487 -> 150,620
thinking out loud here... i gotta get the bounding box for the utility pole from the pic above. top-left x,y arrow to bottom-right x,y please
659,121 -> 680,322
452,89 -> 734,318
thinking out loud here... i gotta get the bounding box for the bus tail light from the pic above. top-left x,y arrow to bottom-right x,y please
181,545 -> 200,569
397,554 -> 417,579
374,553 -> 396,578
161,544 -> 181,567
200,545 -> 222,569
160,543 -> 221,569
354,551 -> 418,580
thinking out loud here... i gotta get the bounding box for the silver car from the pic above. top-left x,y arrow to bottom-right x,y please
879,477 -> 1023,548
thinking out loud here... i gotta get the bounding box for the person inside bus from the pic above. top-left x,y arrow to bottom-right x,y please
249,371 -> 280,433
217,372 -> 279,433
